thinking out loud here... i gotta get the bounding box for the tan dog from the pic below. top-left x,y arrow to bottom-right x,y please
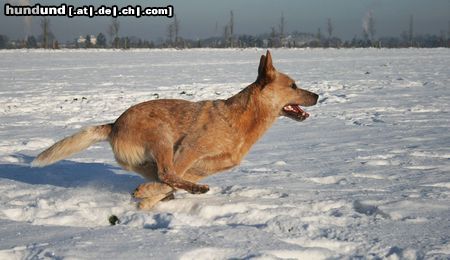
33,50 -> 318,209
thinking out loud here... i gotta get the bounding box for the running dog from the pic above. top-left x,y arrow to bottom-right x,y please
33,50 -> 318,209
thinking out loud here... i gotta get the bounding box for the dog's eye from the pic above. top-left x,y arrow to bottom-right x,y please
291,83 -> 298,89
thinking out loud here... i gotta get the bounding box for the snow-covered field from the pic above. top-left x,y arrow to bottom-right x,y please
0,48 -> 449,259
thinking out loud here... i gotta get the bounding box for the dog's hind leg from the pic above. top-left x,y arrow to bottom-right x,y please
136,189 -> 174,210
120,160 -> 172,210
130,163 -> 175,210
133,182 -> 175,210
138,193 -> 172,210
133,182 -> 173,199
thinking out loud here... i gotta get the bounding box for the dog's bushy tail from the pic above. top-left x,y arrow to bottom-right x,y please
31,124 -> 113,167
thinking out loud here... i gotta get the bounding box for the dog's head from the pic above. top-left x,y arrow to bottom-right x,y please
257,50 -> 318,122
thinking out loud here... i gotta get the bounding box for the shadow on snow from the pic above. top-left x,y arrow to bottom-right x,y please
0,154 -> 143,193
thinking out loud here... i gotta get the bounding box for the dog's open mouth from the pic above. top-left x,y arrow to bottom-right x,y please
282,104 -> 309,121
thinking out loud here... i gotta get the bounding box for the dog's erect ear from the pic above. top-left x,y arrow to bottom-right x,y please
265,50 -> 274,72
257,50 -> 276,83
258,54 -> 266,77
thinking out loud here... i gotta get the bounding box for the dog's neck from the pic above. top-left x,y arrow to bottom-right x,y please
225,82 -> 279,152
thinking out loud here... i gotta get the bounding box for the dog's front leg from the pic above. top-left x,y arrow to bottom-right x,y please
159,172 -> 209,194
152,141 -> 209,194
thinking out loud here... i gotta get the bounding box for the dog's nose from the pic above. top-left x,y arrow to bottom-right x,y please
311,93 -> 319,105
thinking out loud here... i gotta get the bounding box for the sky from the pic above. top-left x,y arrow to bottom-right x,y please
1,0 -> 449,42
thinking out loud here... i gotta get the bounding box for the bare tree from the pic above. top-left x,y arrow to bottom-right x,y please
448,21 -> 450,40
229,11 -> 234,36
278,12 -> 286,44
107,24 -> 113,46
317,27 -> 322,41
174,15 -> 180,46
368,12 -> 376,40
408,15 -> 414,47
222,11 -> 235,48
223,25 -> 230,48
166,15 -> 180,47
167,23 -> 174,45
279,12 -> 286,40
229,10 -> 234,47
327,18 -> 333,38
448,21 -> 450,47
270,27 -> 277,47
96,33 -> 107,48
215,21 -> 218,37
85,34 -> 91,48
40,17 -> 50,49
440,30 -> 446,47
108,18 -> 120,48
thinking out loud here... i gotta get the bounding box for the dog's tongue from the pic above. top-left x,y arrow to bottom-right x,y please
284,104 -> 309,118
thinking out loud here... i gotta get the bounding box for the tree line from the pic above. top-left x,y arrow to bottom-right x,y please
1,13 -> 449,49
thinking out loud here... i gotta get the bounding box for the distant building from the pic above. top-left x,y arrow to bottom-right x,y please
89,35 -> 97,45
77,35 -> 97,46
77,36 -> 86,45
285,33 -> 317,47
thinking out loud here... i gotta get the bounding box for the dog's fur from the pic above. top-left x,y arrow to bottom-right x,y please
33,51 -> 318,209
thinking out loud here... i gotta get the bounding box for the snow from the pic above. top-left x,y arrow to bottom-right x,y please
0,48 -> 449,259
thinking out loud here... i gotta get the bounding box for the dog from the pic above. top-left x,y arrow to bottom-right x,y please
32,50 -> 318,209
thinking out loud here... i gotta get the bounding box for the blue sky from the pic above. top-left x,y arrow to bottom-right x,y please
1,0 -> 449,42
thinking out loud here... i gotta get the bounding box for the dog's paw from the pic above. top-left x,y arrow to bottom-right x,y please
189,184 -> 210,194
